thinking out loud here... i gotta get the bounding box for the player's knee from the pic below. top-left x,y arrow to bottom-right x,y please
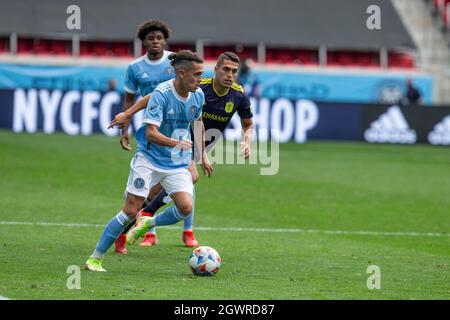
124,196 -> 143,218
122,208 -> 137,219
178,203 -> 193,216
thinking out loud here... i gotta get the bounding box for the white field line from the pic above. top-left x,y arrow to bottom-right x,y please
0,295 -> 10,300
0,221 -> 449,238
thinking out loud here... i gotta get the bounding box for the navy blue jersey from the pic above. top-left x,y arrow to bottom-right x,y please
191,78 -> 252,160
199,77 -> 252,145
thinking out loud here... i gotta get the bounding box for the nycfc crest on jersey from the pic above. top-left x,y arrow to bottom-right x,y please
135,79 -> 205,171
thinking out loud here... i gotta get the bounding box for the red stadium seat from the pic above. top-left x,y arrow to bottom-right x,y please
388,52 -> 415,69
298,50 -> 319,65
80,41 -> 114,57
326,50 -> 381,68
354,51 -> 380,67
33,39 -> 53,55
92,41 -> 111,56
328,51 -> 355,67
17,38 -> 33,54
0,37 -> 8,53
203,46 -> 215,61
433,0 -> 441,15
443,0 -> 450,30
168,43 -> 195,53
49,40 -> 71,56
111,42 -> 132,57
80,41 -> 94,56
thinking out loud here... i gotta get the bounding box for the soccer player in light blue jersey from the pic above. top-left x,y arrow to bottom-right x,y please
120,20 -> 174,152
115,20 -> 199,252
85,50 -> 212,272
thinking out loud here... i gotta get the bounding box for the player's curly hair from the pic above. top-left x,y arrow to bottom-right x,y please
168,50 -> 203,69
137,19 -> 171,41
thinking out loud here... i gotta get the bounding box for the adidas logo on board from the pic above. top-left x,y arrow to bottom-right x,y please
428,115 -> 450,145
364,106 -> 417,144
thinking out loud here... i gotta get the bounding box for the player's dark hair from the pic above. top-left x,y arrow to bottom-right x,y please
168,50 -> 203,70
137,19 -> 171,40
217,52 -> 240,66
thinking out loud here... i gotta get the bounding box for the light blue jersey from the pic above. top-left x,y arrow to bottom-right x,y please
136,79 -> 205,171
124,50 -> 174,96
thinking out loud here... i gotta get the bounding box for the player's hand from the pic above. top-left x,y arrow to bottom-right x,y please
201,155 -> 213,178
240,141 -> 251,159
174,139 -> 193,151
108,112 -> 130,129
120,130 -> 132,151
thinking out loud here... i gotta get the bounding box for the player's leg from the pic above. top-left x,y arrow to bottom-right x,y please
127,170 -> 195,244
85,193 -> 145,271
114,183 -> 162,253
139,183 -> 162,246
127,191 -> 194,244
139,160 -> 200,246
85,153 -> 151,271
183,160 -> 199,246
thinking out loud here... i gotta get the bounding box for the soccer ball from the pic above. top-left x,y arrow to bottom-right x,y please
188,246 -> 221,276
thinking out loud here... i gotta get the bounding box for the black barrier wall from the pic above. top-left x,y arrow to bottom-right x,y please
362,104 -> 450,145
0,88 -> 449,146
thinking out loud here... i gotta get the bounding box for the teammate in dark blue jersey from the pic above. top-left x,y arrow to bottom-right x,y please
109,52 -> 254,247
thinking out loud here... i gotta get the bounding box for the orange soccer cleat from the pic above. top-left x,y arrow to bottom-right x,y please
183,230 -> 199,247
140,232 -> 158,246
115,233 -> 128,254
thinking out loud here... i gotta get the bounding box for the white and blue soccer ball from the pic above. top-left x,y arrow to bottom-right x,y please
188,246 -> 221,276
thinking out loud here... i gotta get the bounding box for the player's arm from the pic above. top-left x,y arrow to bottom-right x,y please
117,92 -> 136,151
146,124 -> 192,149
109,94 -> 151,129
240,118 -> 253,159
237,93 -> 254,159
116,65 -> 140,151
144,91 -> 192,150
198,117 -> 213,177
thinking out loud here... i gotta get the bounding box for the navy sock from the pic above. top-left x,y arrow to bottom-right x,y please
145,189 -> 168,214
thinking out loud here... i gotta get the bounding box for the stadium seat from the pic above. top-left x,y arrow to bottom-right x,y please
80,41 -> 113,57
33,39 -> 53,55
0,37 -> 7,53
17,38 -> 33,54
168,43 -> 195,53
443,0 -> 450,30
328,51 -> 354,67
49,40 -> 71,56
298,50 -> 319,65
328,51 -> 354,66
354,51 -> 380,67
202,46 -> 215,61
80,41 -> 94,56
92,41 -> 111,56
111,42 -> 132,57
388,52 -> 415,68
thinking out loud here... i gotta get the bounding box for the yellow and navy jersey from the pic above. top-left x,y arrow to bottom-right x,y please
199,77 -> 253,138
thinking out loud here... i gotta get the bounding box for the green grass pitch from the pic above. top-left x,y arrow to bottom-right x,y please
0,130 -> 448,299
